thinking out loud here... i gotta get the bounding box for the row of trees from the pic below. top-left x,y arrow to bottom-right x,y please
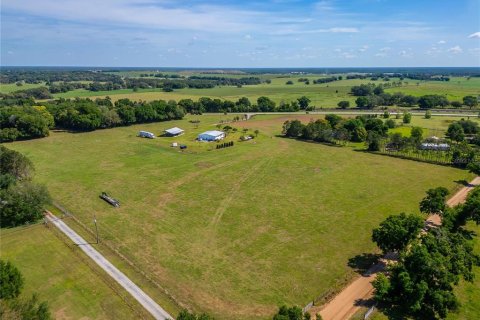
371,186 -> 480,319
282,114 -> 391,146
0,146 -> 51,228
0,97 -> 185,141
0,260 -> 51,319
350,84 -> 479,109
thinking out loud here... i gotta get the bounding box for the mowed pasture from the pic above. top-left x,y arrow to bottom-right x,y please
0,225 -> 137,319
51,75 -> 480,108
5,114 -> 475,319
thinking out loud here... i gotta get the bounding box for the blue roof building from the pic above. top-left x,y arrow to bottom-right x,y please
198,130 -> 225,141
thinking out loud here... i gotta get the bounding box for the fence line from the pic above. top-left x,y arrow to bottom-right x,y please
45,219 -> 149,319
51,201 -> 189,312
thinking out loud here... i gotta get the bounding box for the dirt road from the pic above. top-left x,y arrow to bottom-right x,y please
45,211 -> 173,320
309,176 -> 480,320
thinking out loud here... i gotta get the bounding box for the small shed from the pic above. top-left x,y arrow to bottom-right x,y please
165,127 -> 184,137
198,130 -> 225,141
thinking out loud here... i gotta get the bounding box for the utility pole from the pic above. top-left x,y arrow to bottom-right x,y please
93,214 -> 99,244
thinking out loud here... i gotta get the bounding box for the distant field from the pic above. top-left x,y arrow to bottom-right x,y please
0,225 -> 137,319
0,82 -> 47,93
49,75 -> 480,108
5,113 -> 474,319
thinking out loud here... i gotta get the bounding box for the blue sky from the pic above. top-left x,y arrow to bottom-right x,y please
1,0 -> 479,67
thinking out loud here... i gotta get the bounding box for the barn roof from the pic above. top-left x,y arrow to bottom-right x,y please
200,130 -> 224,137
165,127 -> 184,135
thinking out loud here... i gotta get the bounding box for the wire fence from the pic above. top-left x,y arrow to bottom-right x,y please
51,201 -> 188,312
45,218 -> 149,319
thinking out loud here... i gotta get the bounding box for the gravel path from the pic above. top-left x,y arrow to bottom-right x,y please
45,211 -> 173,320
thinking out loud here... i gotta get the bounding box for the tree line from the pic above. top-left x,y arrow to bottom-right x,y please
371,186 -> 480,319
350,83 -> 478,109
0,146 -> 51,228
282,114 -> 390,147
0,97 -> 185,142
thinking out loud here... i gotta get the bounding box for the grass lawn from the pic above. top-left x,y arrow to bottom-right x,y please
3,114 -> 474,319
0,225 -> 137,319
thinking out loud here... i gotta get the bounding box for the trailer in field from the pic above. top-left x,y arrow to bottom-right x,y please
100,192 -> 120,207
138,131 -> 156,139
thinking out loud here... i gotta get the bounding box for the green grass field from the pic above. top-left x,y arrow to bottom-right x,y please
0,225 -> 137,319
4,113 -> 475,319
48,75 -> 480,109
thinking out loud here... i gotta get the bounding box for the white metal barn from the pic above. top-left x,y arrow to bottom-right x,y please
138,131 -> 156,139
164,127 -> 184,136
198,130 -> 225,141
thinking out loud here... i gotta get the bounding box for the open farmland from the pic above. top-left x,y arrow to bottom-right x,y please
5,113 -> 475,319
51,75 -> 480,108
0,225 -> 137,319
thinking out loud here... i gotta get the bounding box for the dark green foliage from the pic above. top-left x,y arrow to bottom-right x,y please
410,127 -> 424,144
0,146 -> 33,180
272,305 -> 307,320
297,96 -> 311,110
0,259 -> 51,320
0,106 -> 51,142
0,293 -> 51,320
283,120 -> 304,138
463,95 -> 478,108
373,228 -> 480,319
257,96 -> 276,112
0,260 -> 24,299
177,309 -> 214,320
372,213 -> 424,253
403,112 -> 412,124
418,95 -> 449,109
446,123 -> 465,142
367,131 -> 382,151
456,119 -> 479,135
0,146 -> 51,228
419,187 -> 449,215
337,100 -> 350,109
216,141 -> 234,149
0,182 -> 51,228
324,114 -> 343,128
385,119 -> 396,129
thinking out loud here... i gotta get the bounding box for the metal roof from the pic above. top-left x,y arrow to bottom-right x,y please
199,130 -> 224,137
165,127 -> 184,135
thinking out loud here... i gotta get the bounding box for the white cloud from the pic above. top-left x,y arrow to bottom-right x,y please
341,52 -> 355,59
437,40 -> 446,44
380,47 -> 391,52
398,50 -> 412,58
468,32 -> 480,39
447,45 -> 463,54
375,53 -> 386,57
358,45 -> 369,52
244,34 -> 252,40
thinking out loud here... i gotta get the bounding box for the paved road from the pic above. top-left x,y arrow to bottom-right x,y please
309,176 -> 480,320
45,211 -> 173,320
204,111 -> 480,120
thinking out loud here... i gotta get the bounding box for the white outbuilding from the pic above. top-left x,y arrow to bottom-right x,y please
198,130 -> 225,141
164,127 -> 184,136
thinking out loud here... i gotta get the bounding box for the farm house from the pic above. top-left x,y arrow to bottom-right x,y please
198,130 -> 225,141
138,131 -> 156,139
164,127 -> 184,136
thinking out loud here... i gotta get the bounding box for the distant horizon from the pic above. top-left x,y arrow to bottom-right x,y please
3,66 -> 480,70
